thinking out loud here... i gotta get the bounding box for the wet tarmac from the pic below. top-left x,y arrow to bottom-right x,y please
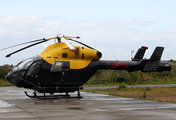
0,86 -> 176,120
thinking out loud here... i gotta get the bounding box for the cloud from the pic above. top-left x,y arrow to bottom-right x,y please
0,16 -> 176,65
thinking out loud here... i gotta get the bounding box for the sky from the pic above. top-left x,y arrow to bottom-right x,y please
0,0 -> 176,65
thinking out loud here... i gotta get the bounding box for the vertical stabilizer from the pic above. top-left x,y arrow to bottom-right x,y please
132,46 -> 148,61
143,47 -> 164,72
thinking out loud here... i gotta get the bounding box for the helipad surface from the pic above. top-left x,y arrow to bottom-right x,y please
0,86 -> 176,120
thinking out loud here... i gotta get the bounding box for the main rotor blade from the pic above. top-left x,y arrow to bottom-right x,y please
62,39 -> 76,52
45,36 -> 57,41
6,40 -> 47,57
68,39 -> 96,50
0,38 -> 45,51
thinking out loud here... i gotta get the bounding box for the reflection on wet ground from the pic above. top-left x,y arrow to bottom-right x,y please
0,86 -> 176,120
0,100 -> 12,108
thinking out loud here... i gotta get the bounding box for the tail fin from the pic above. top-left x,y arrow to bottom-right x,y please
143,47 -> 164,72
132,46 -> 148,61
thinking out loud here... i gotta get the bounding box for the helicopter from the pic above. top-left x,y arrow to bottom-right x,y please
3,35 -> 171,99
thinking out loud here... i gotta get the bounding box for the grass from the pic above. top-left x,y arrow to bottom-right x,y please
0,79 -> 11,86
84,86 -> 176,104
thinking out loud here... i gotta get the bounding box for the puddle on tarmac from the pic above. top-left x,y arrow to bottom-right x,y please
90,109 -> 109,112
29,102 -> 36,105
67,107 -> 84,110
0,100 -> 13,107
53,99 -> 70,103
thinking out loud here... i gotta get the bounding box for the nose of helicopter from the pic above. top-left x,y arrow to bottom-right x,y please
5,71 -> 23,86
5,71 -> 15,85
5,72 -> 13,84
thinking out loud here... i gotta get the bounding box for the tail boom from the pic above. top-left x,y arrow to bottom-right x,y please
99,46 -> 171,72
99,60 -> 141,72
99,60 -> 171,72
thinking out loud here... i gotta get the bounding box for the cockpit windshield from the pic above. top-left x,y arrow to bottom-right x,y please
15,59 -> 33,69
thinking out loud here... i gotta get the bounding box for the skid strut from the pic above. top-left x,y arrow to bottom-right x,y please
24,91 -> 37,98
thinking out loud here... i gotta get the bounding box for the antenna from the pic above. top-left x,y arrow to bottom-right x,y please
57,36 -> 61,43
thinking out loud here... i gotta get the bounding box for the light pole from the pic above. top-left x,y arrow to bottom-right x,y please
121,52 -> 123,60
131,50 -> 134,60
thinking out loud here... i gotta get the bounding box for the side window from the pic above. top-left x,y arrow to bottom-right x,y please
50,61 -> 70,72
62,61 -> 70,71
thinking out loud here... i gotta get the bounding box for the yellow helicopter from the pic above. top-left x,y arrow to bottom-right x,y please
3,35 -> 171,99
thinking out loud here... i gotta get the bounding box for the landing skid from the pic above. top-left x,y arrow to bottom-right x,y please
24,91 -> 83,99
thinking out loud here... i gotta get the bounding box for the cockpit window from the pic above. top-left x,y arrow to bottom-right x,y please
24,61 -> 33,69
26,61 -> 42,76
16,59 -> 33,69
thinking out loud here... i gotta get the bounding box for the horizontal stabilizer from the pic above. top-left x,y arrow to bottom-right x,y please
143,47 -> 164,72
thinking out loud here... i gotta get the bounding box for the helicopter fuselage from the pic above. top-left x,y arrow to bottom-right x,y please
6,56 -> 101,94
6,42 -> 102,94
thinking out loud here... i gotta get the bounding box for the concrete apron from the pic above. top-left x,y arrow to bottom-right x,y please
0,86 -> 176,120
